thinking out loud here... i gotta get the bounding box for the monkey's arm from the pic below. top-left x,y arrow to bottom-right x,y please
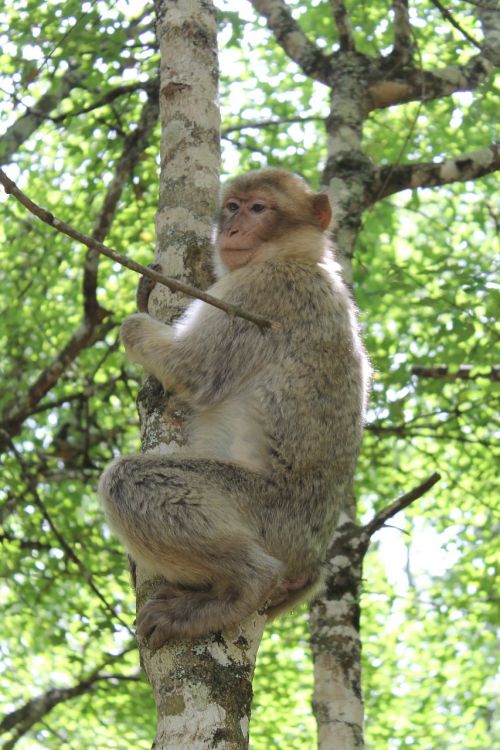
121,304 -> 277,404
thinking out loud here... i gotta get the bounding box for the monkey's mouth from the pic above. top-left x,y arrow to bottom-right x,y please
221,247 -> 254,257
220,247 -> 255,269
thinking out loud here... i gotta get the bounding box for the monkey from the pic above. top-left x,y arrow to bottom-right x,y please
98,168 -> 370,649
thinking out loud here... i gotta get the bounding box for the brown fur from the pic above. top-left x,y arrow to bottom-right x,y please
98,169 -> 370,648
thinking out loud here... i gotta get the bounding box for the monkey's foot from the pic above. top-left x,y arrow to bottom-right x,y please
136,584 -> 185,649
137,584 -> 231,650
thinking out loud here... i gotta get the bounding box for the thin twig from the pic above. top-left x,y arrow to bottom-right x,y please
391,0 -> 414,61
0,169 -> 279,332
50,82 -> 150,123
222,114 -> 325,136
429,0 -> 483,50
2,430 -> 134,635
0,645 -> 136,742
365,472 -> 441,537
330,0 -> 356,51
412,365 -> 500,381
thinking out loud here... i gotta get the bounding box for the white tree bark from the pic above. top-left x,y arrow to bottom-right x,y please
310,516 -> 365,750
135,2 -> 267,747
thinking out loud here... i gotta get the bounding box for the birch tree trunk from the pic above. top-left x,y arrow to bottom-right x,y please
310,68 -> 369,750
136,2 -> 267,748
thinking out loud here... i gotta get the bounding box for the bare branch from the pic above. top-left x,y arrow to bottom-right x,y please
429,0 -> 483,51
0,155 -> 276,447
412,365 -> 500,382
0,95 -> 158,446
330,0 -> 355,51
369,0 -> 497,111
369,54 -> 493,109
1,431 -> 134,634
0,65 -> 85,164
391,0 -> 414,62
0,646 -> 136,747
83,85 -> 159,320
51,81 -> 152,123
250,0 -> 332,83
370,142 -> 499,200
222,114 -> 325,136
476,0 -> 500,65
365,473 -> 441,537
0,170 -> 277,330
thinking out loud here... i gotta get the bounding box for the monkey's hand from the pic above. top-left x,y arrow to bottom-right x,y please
121,313 -> 153,359
121,313 -> 174,380
136,263 -> 162,312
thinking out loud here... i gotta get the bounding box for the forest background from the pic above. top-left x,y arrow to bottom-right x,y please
0,0 -> 498,749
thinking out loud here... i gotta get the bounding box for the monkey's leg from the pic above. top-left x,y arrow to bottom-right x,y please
99,454 -> 283,647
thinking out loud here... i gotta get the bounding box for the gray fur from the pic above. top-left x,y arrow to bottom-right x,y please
98,170 -> 370,648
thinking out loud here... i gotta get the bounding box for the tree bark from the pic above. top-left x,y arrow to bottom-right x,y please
135,2 -> 266,747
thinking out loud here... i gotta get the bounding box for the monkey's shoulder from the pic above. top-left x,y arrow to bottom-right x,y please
213,259 -> 350,319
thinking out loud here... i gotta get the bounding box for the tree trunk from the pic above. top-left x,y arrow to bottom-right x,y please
136,3 -> 267,747
308,50 -> 371,750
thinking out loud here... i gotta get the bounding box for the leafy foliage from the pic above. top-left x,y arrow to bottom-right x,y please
0,1 -> 498,748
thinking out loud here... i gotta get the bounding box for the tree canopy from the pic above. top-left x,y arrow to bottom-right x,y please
0,1 -> 498,748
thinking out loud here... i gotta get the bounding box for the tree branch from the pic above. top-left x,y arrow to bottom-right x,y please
429,0 -> 483,51
370,142 -> 499,200
369,54 -> 493,109
391,0 -> 414,62
0,95 -> 158,447
0,65 -> 85,164
330,0 -> 355,51
0,151 -> 276,447
0,646 -> 137,747
51,81 -> 151,123
222,114 -> 325,136
412,365 -> 500,381
365,472 -> 441,537
82,84 -> 159,320
0,169 -> 277,332
250,0 -> 333,83
2,432 -> 134,634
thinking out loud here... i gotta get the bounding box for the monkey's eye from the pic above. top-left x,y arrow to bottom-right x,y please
226,201 -> 240,212
250,202 -> 266,213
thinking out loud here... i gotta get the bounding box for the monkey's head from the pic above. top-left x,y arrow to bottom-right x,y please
215,169 -> 332,274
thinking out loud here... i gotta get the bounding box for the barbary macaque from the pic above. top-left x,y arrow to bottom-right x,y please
99,169 -> 370,649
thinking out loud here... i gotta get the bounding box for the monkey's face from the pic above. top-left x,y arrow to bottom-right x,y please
216,169 -> 333,273
218,192 -> 279,270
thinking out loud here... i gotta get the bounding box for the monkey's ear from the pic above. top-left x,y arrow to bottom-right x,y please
312,193 -> 332,231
